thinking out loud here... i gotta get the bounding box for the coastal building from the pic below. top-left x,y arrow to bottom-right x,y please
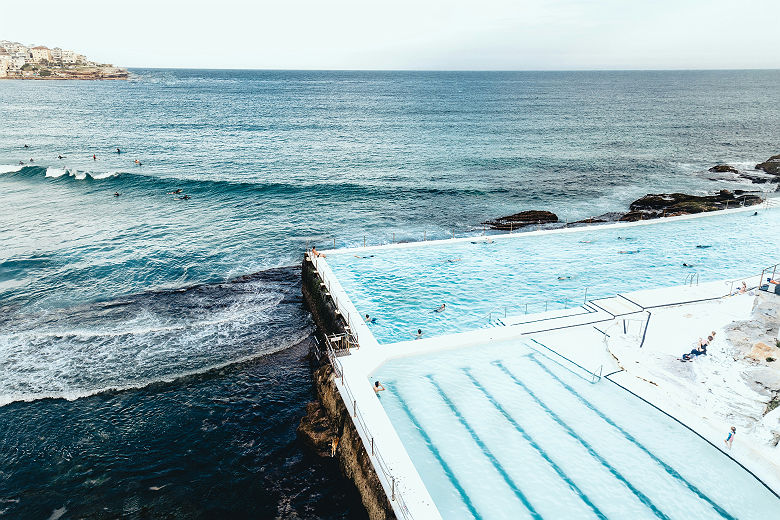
50,47 -> 62,60
10,53 -> 27,69
30,46 -> 52,63
0,51 -> 9,78
61,49 -> 77,63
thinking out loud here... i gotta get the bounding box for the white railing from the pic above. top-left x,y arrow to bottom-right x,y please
322,337 -> 413,519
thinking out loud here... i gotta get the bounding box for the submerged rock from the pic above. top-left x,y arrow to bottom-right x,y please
483,210 -> 558,230
755,154 -> 780,176
709,164 -> 740,174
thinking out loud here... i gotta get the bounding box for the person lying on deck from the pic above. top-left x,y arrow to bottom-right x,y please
681,337 -> 710,361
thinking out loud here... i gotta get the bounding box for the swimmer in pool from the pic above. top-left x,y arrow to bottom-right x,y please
445,258 -> 462,263
695,245 -> 712,249
618,250 -> 640,254
365,314 -> 376,324
557,276 -> 572,280
682,262 -> 693,268
373,381 -> 385,394
433,304 -> 446,313
415,329 -> 423,339
354,255 -> 375,259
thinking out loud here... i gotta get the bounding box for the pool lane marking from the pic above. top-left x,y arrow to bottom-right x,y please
494,361 -> 670,520
463,368 -> 607,520
526,356 -> 737,520
390,387 -> 481,519
426,375 -> 544,520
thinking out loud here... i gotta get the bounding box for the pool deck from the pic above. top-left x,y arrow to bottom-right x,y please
309,200 -> 780,519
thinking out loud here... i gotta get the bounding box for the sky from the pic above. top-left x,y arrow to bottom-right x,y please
3,0 -> 779,70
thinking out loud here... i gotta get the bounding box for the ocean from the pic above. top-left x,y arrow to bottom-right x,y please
1,69 -> 779,518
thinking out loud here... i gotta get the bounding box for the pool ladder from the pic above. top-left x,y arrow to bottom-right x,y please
684,272 -> 699,286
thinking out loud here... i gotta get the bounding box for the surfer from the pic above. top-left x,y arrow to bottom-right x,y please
29,158 -> 34,163
179,195 -> 191,200
134,159 -> 143,166
18,161 -> 25,165
168,189 -> 183,195
113,192 -> 120,197
23,144 -> 29,148
57,154 -> 65,159
92,154 -> 97,161
116,148 -> 121,154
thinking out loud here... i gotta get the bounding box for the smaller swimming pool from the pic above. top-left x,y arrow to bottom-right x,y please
374,340 -> 779,519
327,208 -> 780,344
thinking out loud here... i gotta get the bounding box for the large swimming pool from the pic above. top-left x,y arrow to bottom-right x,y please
326,208 -> 780,343
374,340 -> 780,519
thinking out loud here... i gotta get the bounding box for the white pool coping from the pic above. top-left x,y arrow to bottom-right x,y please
309,202 -> 780,518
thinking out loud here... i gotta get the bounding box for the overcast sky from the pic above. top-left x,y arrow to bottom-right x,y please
3,0 -> 779,70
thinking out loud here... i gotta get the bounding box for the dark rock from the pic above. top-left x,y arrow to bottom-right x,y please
708,164 -> 739,174
738,173 -> 779,184
628,190 -> 763,218
484,210 -> 558,230
297,401 -> 337,458
755,154 -> 780,175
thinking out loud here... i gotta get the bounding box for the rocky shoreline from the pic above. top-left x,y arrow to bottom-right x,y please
484,152 -> 779,231
707,153 -> 780,186
484,189 -> 766,230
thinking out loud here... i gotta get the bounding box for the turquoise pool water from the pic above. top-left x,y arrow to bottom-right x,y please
375,340 -> 780,519
326,208 -> 780,344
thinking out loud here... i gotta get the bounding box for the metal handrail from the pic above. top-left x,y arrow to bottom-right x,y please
330,348 -> 414,519
683,272 -> 699,286
484,288 -> 592,323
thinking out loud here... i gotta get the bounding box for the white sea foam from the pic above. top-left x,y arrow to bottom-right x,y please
45,167 -> 69,178
0,164 -> 23,174
0,334 -> 305,407
0,280 -> 308,407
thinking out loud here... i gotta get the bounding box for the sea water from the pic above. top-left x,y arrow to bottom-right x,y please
1,69 -> 779,518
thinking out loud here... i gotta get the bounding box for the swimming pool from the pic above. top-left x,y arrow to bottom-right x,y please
326,208 -> 780,343
374,340 -> 780,519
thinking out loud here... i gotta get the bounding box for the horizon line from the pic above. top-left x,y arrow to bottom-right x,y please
123,66 -> 780,73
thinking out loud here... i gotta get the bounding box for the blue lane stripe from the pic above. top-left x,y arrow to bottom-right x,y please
463,368 -> 607,520
391,387 -> 481,520
527,355 -> 736,520
494,361 -> 670,520
426,375 -> 544,520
